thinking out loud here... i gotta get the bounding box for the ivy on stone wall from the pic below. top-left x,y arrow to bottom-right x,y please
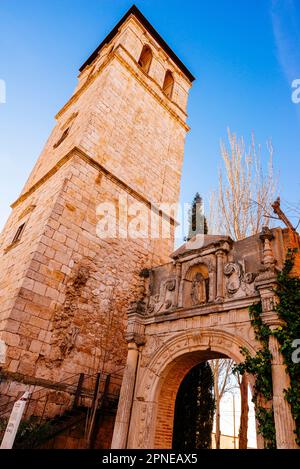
234,302 -> 276,449
273,248 -> 300,446
235,248 -> 300,449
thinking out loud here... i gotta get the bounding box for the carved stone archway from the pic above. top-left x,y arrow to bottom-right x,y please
127,329 -> 257,449
112,229 -> 299,449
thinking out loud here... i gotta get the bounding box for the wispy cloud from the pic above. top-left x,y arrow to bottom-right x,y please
271,0 -> 300,119
271,0 -> 300,82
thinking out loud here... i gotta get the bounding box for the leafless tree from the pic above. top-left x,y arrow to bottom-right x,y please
237,373 -> 249,449
210,358 -> 249,449
209,129 -> 277,240
210,359 -> 235,449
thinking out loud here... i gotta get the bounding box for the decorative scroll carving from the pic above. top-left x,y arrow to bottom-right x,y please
224,262 -> 257,297
224,262 -> 241,294
146,278 -> 176,315
147,294 -> 159,314
244,272 -> 257,284
240,272 -> 257,296
164,280 -> 175,309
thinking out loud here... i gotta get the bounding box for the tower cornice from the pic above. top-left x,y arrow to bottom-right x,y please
10,147 -> 178,227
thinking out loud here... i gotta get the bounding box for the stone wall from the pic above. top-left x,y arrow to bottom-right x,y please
0,151 -> 175,381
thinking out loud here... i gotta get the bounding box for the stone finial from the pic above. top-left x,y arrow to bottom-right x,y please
260,226 -> 276,270
260,226 -> 273,239
263,237 -> 276,269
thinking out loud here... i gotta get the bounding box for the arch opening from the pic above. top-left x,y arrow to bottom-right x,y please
153,350 -> 256,449
162,70 -> 174,99
172,361 -> 215,450
138,45 -> 153,74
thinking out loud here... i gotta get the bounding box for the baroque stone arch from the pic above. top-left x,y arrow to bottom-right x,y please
128,329 -> 257,449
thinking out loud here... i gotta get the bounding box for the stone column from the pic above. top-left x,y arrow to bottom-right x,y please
111,340 -> 140,449
216,250 -> 224,301
256,227 -> 298,448
258,289 -> 298,448
268,330 -> 298,449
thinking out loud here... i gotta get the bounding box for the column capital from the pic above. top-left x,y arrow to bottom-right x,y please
261,312 -> 283,328
215,240 -> 231,255
125,332 -> 145,347
255,276 -> 277,290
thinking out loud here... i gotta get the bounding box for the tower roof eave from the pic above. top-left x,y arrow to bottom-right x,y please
79,4 -> 195,83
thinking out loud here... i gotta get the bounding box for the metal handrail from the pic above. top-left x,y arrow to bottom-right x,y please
0,369 -> 123,421
0,372 -> 82,419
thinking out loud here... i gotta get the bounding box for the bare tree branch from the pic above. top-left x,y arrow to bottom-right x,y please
209,129 -> 277,240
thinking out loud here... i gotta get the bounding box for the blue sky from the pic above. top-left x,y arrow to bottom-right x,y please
0,0 -> 300,233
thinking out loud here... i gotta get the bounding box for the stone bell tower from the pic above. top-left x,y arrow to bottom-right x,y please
0,5 -> 194,394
